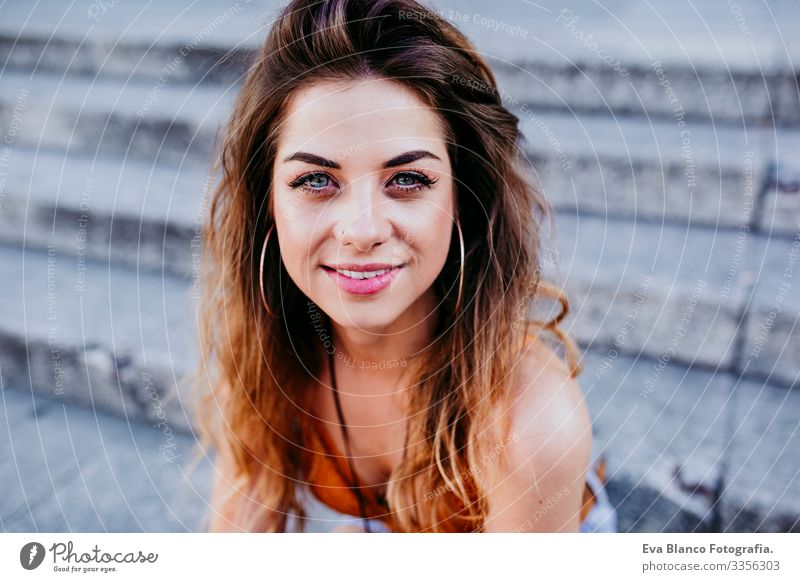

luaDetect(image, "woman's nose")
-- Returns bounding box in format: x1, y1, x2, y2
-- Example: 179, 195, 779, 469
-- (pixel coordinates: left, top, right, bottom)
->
336, 180, 391, 252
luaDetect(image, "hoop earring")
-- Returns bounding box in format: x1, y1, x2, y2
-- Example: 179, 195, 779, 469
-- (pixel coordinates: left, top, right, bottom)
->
454, 216, 465, 314
259, 224, 280, 319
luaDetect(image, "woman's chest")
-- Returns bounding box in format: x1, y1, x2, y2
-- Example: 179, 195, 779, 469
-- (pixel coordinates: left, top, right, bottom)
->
305, 381, 408, 490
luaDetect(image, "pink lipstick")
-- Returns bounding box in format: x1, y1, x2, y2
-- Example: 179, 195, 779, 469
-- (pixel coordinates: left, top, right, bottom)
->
322, 265, 404, 295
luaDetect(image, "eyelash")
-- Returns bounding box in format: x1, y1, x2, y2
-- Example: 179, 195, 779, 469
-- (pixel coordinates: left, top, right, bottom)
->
288, 169, 438, 196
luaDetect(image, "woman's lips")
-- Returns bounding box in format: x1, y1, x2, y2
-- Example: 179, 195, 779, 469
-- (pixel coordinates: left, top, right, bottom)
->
322, 265, 404, 295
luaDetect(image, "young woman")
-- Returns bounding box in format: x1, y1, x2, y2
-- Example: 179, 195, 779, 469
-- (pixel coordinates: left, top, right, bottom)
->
193, 0, 616, 533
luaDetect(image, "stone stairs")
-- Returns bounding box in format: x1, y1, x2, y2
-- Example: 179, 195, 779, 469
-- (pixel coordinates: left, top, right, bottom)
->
0, 0, 798, 532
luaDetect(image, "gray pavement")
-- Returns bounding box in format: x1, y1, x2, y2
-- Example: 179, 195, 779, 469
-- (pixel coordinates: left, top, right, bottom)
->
0, 383, 212, 532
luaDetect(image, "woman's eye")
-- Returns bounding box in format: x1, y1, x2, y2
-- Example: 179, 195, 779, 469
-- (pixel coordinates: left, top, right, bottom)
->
388, 171, 436, 192
304, 173, 331, 189
289, 172, 335, 193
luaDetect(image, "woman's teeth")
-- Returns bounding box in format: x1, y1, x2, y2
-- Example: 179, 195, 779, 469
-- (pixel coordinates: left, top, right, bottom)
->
336, 268, 390, 279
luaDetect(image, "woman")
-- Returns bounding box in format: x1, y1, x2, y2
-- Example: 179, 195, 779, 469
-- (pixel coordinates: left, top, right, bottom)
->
193, 0, 616, 533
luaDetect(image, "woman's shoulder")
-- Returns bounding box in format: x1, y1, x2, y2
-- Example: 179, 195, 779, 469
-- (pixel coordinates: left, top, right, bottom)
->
515, 334, 586, 414
479, 335, 593, 531
506, 334, 592, 470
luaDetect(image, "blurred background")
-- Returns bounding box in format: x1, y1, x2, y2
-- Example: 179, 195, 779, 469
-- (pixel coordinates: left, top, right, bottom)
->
0, 0, 798, 533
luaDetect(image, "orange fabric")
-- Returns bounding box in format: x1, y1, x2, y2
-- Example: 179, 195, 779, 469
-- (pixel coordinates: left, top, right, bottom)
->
303, 413, 395, 528
301, 413, 601, 531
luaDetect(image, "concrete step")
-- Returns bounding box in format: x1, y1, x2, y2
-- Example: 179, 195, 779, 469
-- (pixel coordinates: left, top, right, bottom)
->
519, 108, 797, 232
0, 70, 233, 164
580, 350, 800, 532
0, 147, 211, 275
2, 69, 798, 235
548, 214, 800, 389
759, 165, 800, 238
739, 232, 800, 389
0, 384, 212, 532
0, 244, 198, 433
1, 0, 798, 125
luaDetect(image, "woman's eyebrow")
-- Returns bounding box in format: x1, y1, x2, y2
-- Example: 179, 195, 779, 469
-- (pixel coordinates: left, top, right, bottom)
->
383, 150, 441, 168
283, 149, 441, 169
283, 152, 340, 168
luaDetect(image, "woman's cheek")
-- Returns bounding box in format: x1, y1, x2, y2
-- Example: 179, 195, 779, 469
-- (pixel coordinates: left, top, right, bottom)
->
406, 234, 450, 284
423, 206, 454, 263
275, 222, 320, 292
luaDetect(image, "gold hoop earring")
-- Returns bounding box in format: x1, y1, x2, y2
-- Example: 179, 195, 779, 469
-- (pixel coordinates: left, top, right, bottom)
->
259, 224, 280, 319
454, 216, 465, 314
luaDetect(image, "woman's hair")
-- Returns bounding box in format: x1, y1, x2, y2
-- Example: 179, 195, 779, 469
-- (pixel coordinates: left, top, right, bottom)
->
192, 0, 581, 532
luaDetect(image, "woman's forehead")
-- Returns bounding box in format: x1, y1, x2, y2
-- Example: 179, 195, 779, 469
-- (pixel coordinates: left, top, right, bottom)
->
278, 78, 449, 158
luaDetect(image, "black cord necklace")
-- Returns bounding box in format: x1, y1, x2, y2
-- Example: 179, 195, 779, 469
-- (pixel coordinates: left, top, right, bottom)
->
327, 348, 373, 533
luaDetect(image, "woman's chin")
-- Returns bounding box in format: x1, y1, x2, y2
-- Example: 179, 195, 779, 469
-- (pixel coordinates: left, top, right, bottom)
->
322, 304, 404, 333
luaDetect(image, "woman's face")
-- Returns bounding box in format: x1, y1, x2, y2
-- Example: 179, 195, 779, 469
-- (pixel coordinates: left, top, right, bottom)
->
271, 77, 455, 333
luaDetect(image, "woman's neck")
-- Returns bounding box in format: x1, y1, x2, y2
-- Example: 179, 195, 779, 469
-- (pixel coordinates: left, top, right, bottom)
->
320, 289, 440, 398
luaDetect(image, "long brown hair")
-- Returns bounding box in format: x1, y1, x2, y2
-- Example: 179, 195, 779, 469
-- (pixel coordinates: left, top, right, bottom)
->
191, 0, 580, 532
